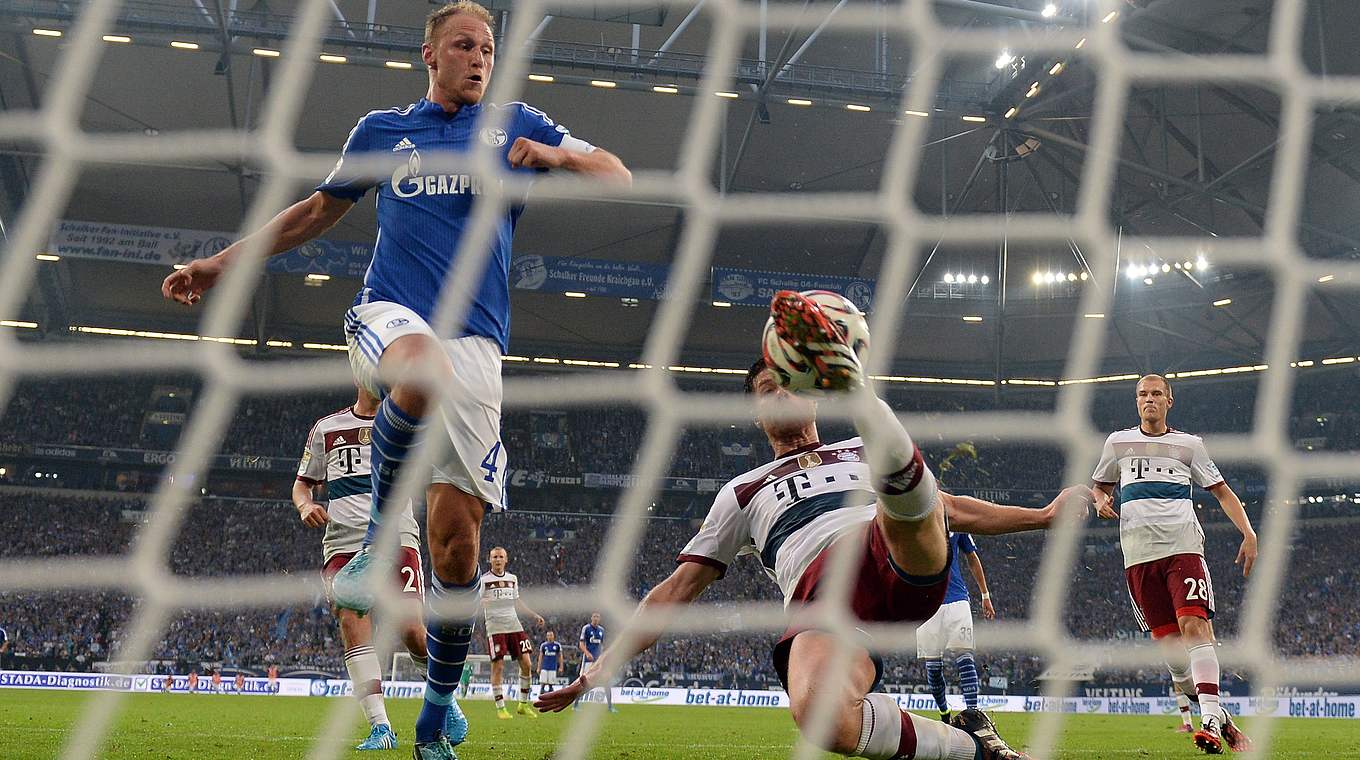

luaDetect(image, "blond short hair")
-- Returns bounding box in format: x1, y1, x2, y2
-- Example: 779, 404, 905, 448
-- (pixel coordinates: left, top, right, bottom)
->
1138, 373, 1173, 398
426, 1, 495, 44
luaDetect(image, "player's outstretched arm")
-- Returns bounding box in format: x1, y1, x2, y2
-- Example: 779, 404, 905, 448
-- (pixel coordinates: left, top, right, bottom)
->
965, 549, 995, 620
516, 598, 545, 628
1207, 482, 1257, 576
534, 561, 720, 712
507, 137, 631, 184
945, 485, 1096, 535
160, 191, 354, 305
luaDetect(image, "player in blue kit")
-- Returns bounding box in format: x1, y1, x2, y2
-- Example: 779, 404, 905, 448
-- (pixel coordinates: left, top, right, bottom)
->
160, 3, 630, 757
573, 613, 615, 712
536, 631, 562, 694
915, 532, 994, 722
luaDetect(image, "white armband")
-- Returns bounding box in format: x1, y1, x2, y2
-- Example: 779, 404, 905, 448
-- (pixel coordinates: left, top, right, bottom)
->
558, 134, 596, 154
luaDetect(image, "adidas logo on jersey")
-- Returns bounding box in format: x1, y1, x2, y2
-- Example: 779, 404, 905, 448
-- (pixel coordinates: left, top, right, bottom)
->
392, 137, 416, 151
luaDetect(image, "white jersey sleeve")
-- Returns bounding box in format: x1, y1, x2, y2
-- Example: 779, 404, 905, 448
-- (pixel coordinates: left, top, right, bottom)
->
1091, 433, 1119, 484
1189, 436, 1224, 488
297, 421, 326, 483
677, 484, 753, 577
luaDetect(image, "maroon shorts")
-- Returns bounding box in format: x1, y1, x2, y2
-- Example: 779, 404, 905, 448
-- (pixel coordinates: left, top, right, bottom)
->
322, 547, 424, 605
772, 523, 950, 690
489, 631, 532, 660
1125, 552, 1215, 639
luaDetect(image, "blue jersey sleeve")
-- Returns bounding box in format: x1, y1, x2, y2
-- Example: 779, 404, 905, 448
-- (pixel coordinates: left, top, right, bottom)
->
316, 114, 378, 201
959, 533, 977, 554
579, 625, 588, 643
510, 102, 571, 148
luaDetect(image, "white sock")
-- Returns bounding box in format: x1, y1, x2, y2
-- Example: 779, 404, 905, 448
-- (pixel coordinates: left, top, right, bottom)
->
344, 645, 387, 728
853, 693, 902, 759
1176, 693, 1194, 726
519, 675, 532, 702
855, 397, 939, 522
910, 712, 978, 760
493, 685, 505, 709
1188, 643, 1223, 727
1166, 656, 1197, 726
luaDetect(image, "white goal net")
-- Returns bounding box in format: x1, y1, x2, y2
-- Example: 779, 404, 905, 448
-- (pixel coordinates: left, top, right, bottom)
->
0, 0, 1358, 759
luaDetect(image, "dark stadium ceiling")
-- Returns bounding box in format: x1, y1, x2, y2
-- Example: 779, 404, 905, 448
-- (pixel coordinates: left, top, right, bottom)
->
0, 0, 1358, 380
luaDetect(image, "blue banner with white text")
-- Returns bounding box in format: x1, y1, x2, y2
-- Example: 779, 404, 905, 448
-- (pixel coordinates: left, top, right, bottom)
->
711, 267, 876, 311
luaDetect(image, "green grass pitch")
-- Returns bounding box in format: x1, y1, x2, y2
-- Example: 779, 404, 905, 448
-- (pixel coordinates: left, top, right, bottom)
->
1, 691, 1355, 759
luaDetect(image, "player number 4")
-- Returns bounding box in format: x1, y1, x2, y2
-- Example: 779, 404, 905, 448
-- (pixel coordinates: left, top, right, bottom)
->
481, 441, 502, 483
1183, 577, 1209, 601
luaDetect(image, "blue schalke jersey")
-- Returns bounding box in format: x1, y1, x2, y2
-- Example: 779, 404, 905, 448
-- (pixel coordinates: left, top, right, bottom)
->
580, 623, 604, 657
317, 98, 578, 352
944, 532, 978, 604
540, 640, 561, 670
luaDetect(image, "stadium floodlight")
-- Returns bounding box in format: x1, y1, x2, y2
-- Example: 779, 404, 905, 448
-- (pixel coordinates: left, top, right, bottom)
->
1031, 272, 1044, 285
1079, 271, 1088, 281
994, 51, 1015, 69
652, 85, 680, 94
1075, 36, 1087, 48
1026, 82, 1040, 98
385, 61, 414, 70
787, 98, 813, 106
170, 41, 200, 50
1213, 298, 1232, 307
980, 275, 990, 285
32, 28, 62, 37
714, 91, 739, 99
943, 273, 955, 284
564, 291, 587, 298
1126, 264, 1139, 279
1143, 277, 1154, 285
962, 315, 983, 322
967, 274, 978, 284
1042, 3, 1057, 18
589, 80, 617, 88
1004, 106, 1018, 119
528, 73, 555, 82
102, 34, 131, 43
1196, 256, 1208, 270
1318, 274, 1335, 283
962, 114, 987, 123
904, 109, 930, 117
318, 54, 347, 64
1044, 271, 1056, 284
711, 301, 732, 308
1049, 61, 1064, 76
1084, 313, 1105, 319
1161, 263, 1171, 273
846, 104, 871, 112
1102, 10, 1119, 23
252, 48, 280, 57
35, 253, 60, 261
1067, 272, 1077, 282
304, 273, 330, 282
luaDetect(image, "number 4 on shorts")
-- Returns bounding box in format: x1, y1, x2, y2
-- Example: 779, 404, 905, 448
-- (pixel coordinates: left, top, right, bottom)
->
481, 441, 502, 483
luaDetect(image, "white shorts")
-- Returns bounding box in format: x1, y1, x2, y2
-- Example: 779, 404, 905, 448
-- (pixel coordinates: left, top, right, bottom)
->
539, 669, 557, 684
915, 599, 974, 658
344, 300, 507, 510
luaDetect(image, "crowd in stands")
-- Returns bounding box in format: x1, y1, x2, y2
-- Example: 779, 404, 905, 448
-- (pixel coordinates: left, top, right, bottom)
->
0, 490, 1356, 691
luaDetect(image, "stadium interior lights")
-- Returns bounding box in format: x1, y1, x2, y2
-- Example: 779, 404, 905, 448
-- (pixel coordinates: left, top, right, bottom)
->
962, 115, 988, 123
1026, 82, 1041, 98
1084, 313, 1105, 319
0, 320, 38, 329
1318, 274, 1335, 283
32, 28, 62, 37
385, 61, 414, 70
1075, 37, 1087, 49
846, 104, 871, 112
589, 80, 616, 88
787, 98, 813, 106
711, 301, 732, 307
962, 315, 983, 323
1041, 3, 1057, 18
170, 41, 200, 50
303, 273, 330, 282
528, 73, 555, 82
994, 51, 1015, 70
904, 109, 930, 117
1143, 277, 1154, 285
563, 291, 587, 298
715, 91, 740, 99
652, 85, 680, 94
1049, 61, 1065, 76
35, 253, 60, 262
1004, 106, 1018, 119
252, 48, 280, 57
318, 54, 348, 64
102, 34, 132, 43
1213, 298, 1232, 307
1102, 10, 1119, 23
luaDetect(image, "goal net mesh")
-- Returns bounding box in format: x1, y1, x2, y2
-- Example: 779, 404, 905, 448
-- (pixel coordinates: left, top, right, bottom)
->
0, 0, 1356, 758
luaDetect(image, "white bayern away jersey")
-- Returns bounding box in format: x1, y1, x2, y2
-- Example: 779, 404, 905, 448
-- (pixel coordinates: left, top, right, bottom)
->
297, 407, 420, 561
480, 570, 524, 635
1091, 427, 1224, 568
678, 438, 879, 605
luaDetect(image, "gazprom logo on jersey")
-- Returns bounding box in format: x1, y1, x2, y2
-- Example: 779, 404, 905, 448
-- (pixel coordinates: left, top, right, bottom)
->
391, 148, 490, 199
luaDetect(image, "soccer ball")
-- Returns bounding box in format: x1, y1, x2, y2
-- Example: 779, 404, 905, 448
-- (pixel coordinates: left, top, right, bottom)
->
762, 290, 870, 394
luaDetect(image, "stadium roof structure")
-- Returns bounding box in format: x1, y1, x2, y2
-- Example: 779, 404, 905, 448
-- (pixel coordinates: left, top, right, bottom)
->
0, 0, 1357, 382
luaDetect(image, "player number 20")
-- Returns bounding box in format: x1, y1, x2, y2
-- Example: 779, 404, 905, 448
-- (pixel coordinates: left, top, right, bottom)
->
519, 639, 533, 654
1183, 577, 1209, 601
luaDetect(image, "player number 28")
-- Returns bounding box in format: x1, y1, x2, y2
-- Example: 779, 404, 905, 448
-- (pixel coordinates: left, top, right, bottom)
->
1183, 577, 1210, 601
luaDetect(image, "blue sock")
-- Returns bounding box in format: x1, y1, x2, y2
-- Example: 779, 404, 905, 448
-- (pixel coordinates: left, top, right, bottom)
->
415, 570, 478, 743
364, 396, 422, 546
925, 658, 948, 713
956, 652, 979, 710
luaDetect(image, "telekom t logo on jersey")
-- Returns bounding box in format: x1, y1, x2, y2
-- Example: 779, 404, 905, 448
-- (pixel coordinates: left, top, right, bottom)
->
1130, 457, 1152, 480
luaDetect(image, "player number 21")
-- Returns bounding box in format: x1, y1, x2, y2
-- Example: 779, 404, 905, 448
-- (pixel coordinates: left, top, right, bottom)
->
1183, 577, 1210, 601
480, 441, 502, 483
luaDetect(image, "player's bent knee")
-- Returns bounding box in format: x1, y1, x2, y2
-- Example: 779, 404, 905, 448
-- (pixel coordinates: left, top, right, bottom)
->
788, 698, 861, 755
1178, 615, 1212, 643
